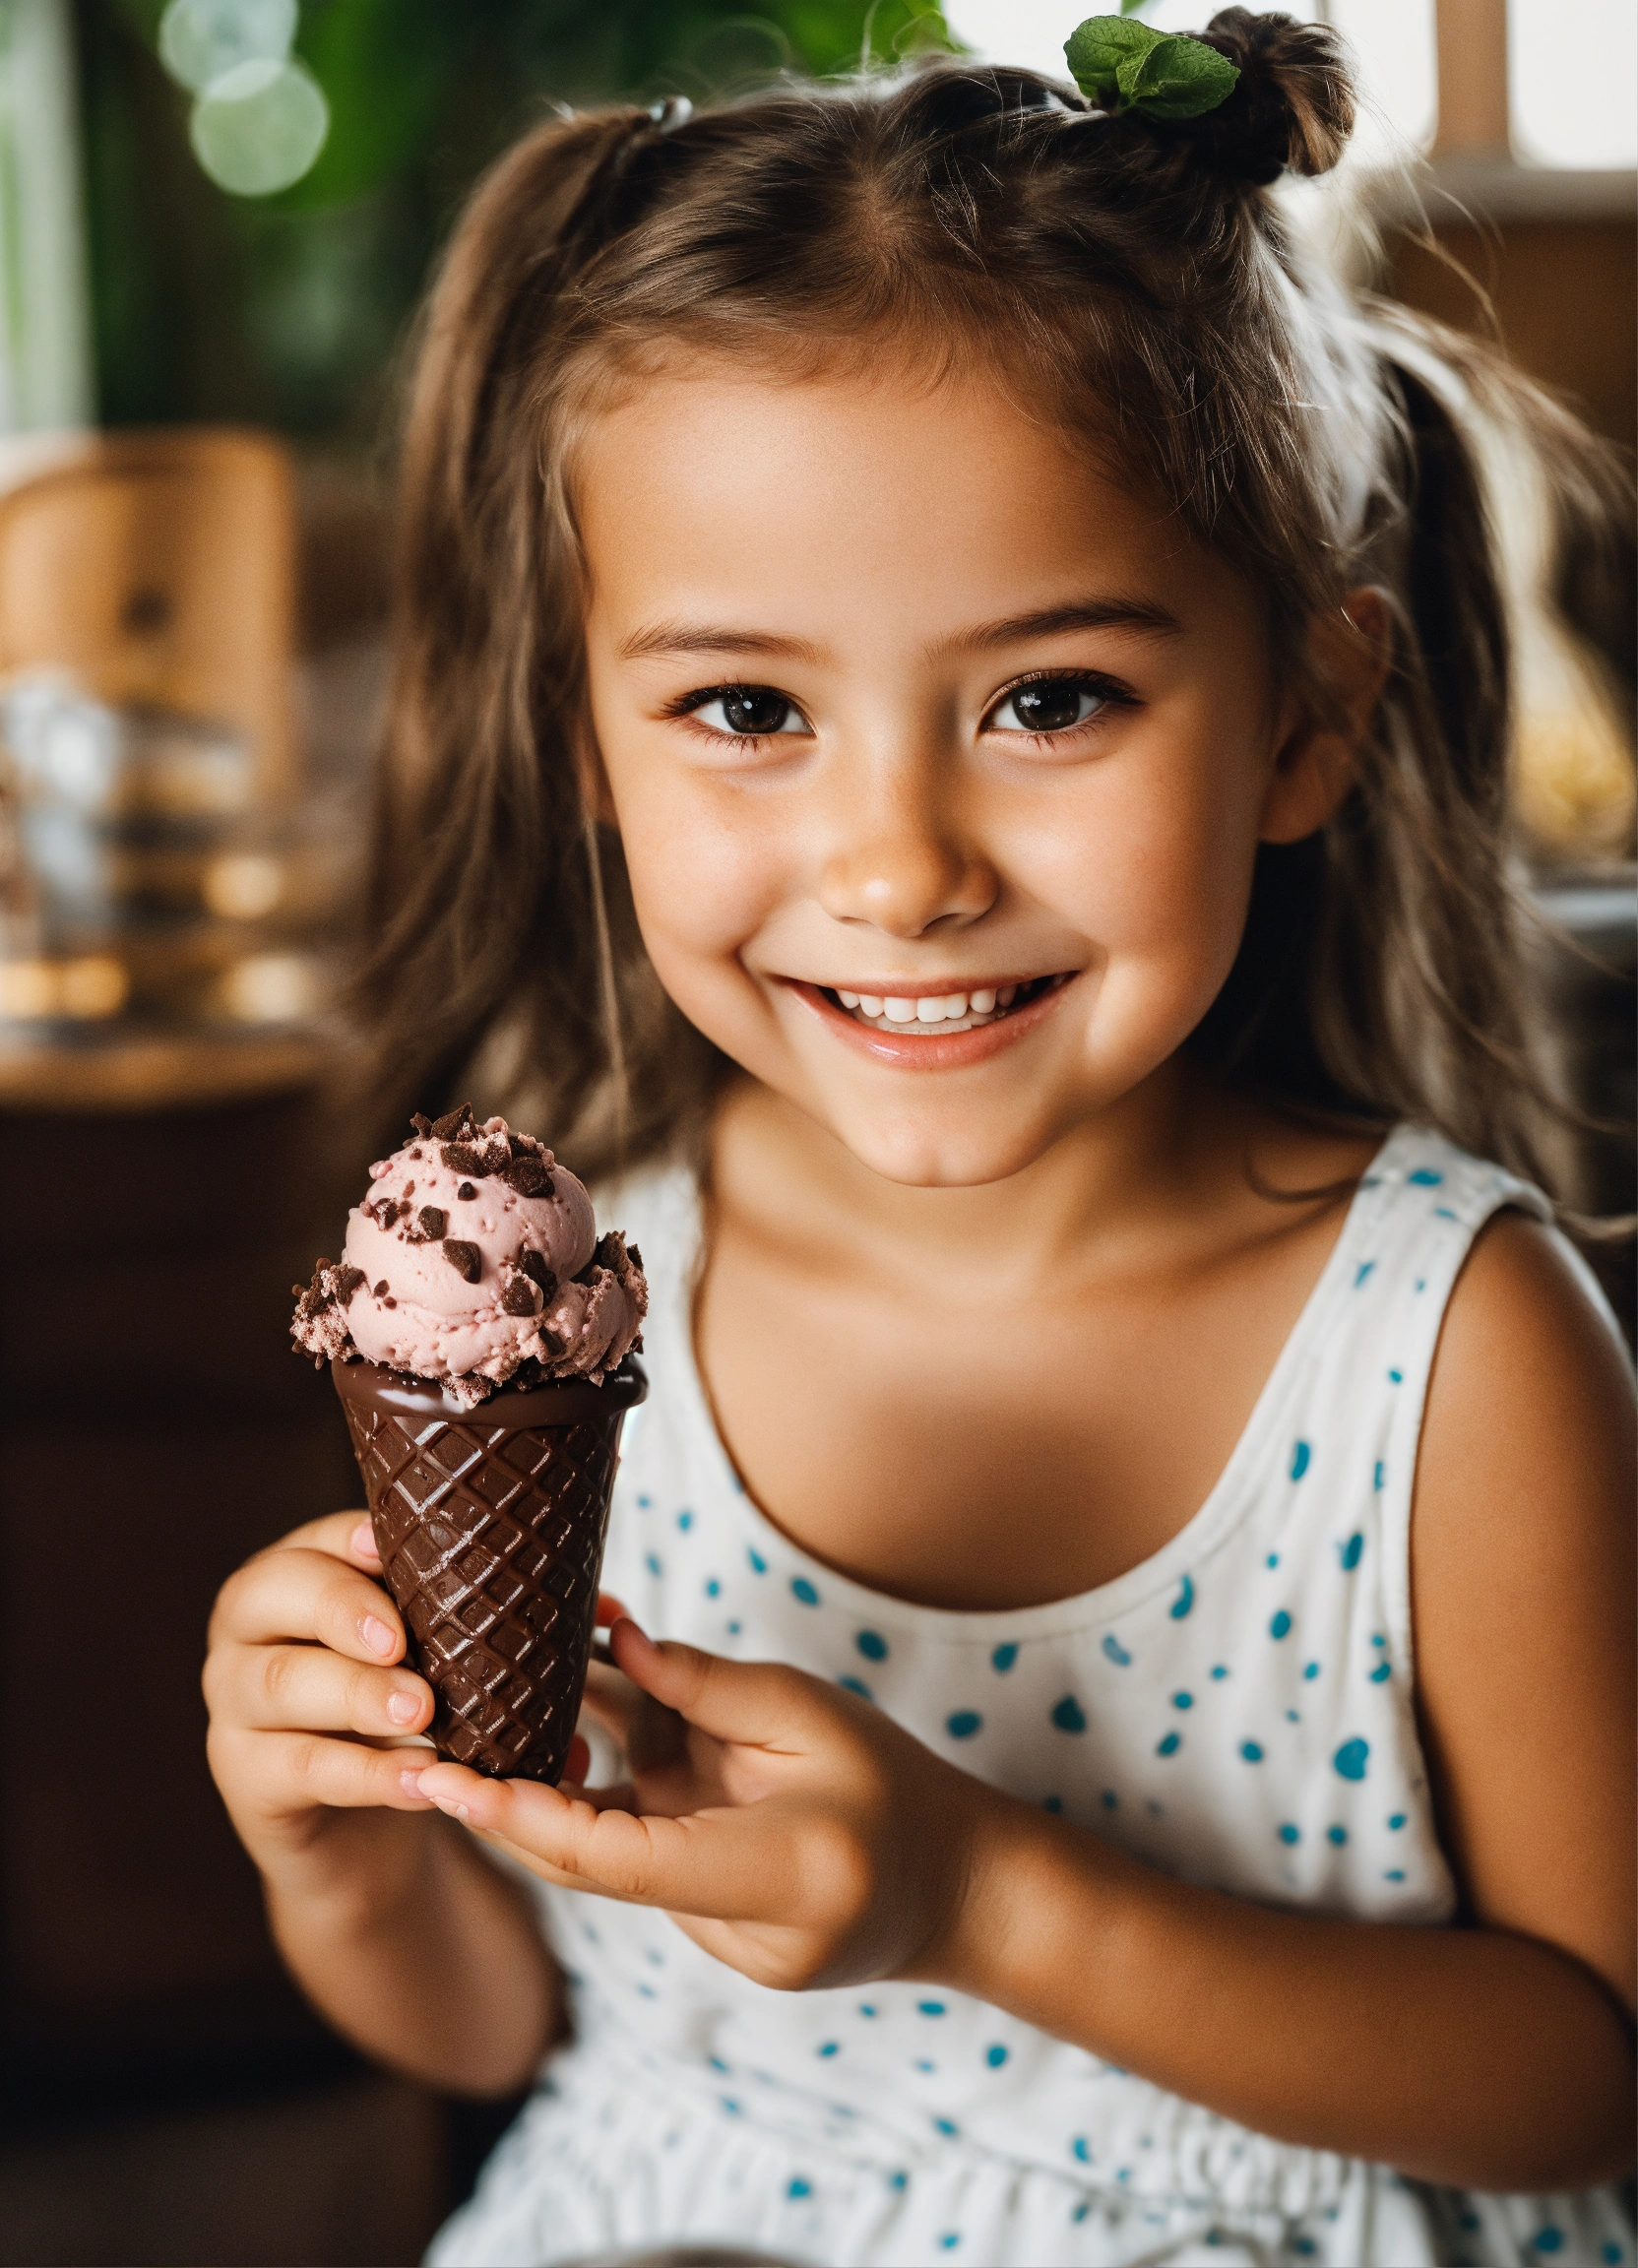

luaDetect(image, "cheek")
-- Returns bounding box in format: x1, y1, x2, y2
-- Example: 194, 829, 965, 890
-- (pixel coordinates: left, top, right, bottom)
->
1026, 727, 1265, 998
610, 776, 788, 991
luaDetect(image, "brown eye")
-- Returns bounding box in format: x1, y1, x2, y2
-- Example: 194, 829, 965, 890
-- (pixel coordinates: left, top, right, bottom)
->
990, 680, 1106, 734
695, 686, 805, 736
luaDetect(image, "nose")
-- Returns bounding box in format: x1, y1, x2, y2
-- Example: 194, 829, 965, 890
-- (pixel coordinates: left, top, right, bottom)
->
816, 758, 998, 940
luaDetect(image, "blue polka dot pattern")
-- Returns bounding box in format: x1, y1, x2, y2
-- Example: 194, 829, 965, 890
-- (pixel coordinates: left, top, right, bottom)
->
646, 1552, 662, 1576
542, 1128, 1540, 2261
918, 2000, 946, 2017
787, 2176, 811, 2200
1408, 1166, 1444, 1185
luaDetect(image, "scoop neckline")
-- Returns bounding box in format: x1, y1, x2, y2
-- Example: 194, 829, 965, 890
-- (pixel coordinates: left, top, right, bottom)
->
657, 1127, 1408, 1644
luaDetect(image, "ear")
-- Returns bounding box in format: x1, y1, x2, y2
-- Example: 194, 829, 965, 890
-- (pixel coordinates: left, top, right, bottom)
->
1259, 586, 1394, 846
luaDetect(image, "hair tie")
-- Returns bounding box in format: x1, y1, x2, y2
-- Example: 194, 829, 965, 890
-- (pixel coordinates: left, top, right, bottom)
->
1063, 14, 1239, 119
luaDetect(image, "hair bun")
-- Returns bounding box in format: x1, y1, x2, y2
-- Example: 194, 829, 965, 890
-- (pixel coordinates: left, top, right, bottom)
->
1188, 8, 1354, 185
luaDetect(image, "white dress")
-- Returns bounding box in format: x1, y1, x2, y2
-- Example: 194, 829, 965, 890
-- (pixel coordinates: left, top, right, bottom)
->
429, 1126, 1634, 2268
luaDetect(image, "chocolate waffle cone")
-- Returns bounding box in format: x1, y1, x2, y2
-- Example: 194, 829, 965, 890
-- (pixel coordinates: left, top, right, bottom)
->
333, 1356, 646, 1782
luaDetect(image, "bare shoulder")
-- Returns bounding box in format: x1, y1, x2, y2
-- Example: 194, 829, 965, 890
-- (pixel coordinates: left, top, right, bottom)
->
1413, 1210, 1635, 2006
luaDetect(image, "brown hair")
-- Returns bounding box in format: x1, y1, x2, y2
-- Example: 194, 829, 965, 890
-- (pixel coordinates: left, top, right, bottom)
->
357, 10, 1634, 1211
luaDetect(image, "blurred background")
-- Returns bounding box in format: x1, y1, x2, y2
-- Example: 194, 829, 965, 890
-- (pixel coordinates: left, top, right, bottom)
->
0, 3, 1631, 2262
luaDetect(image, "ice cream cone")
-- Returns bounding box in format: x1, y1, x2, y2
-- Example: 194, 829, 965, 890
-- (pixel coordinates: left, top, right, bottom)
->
333, 1355, 646, 1782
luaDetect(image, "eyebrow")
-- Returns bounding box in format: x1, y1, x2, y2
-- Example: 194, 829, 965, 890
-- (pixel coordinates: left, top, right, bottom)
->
615, 595, 1181, 667
943, 598, 1182, 653
617, 622, 826, 663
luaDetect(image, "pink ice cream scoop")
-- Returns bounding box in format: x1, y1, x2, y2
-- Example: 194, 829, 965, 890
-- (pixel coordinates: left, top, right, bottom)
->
291, 1104, 646, 1407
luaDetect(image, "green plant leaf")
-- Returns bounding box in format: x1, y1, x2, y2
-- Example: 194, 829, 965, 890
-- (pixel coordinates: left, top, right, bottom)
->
1116, 32, 1238, 118
1063, 15, 1161, 104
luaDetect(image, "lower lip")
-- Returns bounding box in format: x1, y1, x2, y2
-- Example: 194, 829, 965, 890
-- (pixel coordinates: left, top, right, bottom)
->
784, 978, 1078, 1069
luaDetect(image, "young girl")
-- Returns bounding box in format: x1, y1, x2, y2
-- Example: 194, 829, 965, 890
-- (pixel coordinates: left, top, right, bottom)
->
204, 14, 1636, 2265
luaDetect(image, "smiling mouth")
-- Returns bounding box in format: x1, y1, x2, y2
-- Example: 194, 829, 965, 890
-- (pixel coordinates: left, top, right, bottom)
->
815, 974, 1074, 1036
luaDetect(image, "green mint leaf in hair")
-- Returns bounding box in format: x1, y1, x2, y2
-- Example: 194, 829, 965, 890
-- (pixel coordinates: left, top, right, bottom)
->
1063, 16, 1163, 105
1116, 32, 1239, 119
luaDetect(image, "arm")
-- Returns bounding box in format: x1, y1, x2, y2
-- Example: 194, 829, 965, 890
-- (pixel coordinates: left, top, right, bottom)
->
414, 1219, 1634, 2183
205, 1511, 560, 2094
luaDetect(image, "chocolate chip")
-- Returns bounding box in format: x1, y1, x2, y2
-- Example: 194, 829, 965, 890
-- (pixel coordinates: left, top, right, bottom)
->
519, 1249, 558, 1300
441, 1143, 487, 1176
442, 1238, 481, 1282
503, 1155, 553, 1197
373, 1279, 389, 1297
507, 1132, 534, 1160
334, 1265, 366, 1303
457, 1180, 476, 1202
410, 1113, 432, 1135
431, 1103, 474, 1141
626, 1243, 643, 1272
536, 1327, 565, 1358
384, 1296, 397, 1309
403, 1180, 415, 1197
500, 1276, 539, 1316
417, 1206, 446, 1239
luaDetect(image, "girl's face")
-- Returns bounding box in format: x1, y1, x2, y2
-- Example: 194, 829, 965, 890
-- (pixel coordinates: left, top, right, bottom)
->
579, 361, 1342, 1188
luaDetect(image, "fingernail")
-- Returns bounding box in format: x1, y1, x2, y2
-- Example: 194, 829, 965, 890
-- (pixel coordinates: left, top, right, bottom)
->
351, 1520, 379, 1558
387, 1689, 420, 1725
400, 1769, 434, 1800
431, 1796, 469, 1821
360, 1613, 396, 1657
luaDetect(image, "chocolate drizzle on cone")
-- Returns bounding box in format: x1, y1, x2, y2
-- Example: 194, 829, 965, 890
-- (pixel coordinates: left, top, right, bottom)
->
333, 1358, 646, 1781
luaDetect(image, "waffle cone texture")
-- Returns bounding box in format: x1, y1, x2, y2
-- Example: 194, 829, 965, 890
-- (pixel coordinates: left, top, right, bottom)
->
333, 1357, 647, 1781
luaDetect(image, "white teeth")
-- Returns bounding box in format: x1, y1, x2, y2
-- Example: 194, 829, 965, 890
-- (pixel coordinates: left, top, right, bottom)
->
859, 995, 884, 1017
837, 990, 860, 1009
883, 997, 916, 1023
970, 988, 996, 1014
998, 983, 1017, 1007
915, 995, 946, 1023
943, 992, 968, 1020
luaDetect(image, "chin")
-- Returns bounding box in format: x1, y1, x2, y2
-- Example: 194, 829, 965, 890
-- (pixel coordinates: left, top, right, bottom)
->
825, 1103, 1072, 1190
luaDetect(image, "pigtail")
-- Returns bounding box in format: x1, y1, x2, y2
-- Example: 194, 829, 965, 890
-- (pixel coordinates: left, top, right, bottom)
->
356, 106, 722, 1174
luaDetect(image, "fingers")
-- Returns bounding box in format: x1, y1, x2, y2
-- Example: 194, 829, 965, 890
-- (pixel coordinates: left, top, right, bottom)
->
211, 1541, 407, 1670
211, 1723, 439, 1816
228, 1641, 432, 1739
413, 1762, 812, 1921
596, 1591, 630, 1628
608, 1619, 816, 1749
